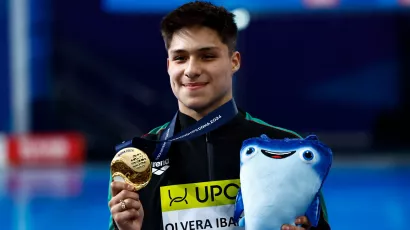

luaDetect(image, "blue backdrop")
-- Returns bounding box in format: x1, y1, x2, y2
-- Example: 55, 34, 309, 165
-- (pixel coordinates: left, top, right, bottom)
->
0, 2, 10, 132
52, 0, 402, 134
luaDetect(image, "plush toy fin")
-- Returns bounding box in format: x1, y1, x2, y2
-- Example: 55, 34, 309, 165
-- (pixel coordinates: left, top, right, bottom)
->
305, 193, 321, 227
305, 134, 319, 141
233, 188, 245, 226
238, 216, 246, 227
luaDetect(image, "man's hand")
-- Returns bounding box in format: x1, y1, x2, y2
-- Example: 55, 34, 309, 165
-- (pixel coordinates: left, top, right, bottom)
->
108, 181, 144, 230
281, 216, 311, 230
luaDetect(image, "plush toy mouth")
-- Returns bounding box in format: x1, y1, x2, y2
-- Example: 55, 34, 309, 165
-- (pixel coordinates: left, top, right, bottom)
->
261, 150, 296, 159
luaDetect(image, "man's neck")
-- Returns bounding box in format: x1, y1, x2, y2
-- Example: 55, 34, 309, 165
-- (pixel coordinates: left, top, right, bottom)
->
179, 96, 233, 121
179, 109, 207, 122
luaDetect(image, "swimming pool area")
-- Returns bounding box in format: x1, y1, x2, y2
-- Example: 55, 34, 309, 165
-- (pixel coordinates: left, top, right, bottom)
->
0, 161, 409, 230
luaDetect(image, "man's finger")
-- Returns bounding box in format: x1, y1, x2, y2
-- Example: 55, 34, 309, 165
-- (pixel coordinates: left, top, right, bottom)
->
295, 227, 307, 230
109, 189, 140, 208
281, 224, 298, 230
116, 189, 139, 201
113, 209, 139, 223
123, 198, 142, 211
282, 224, 310, 230
111, 181, 135, 196
295, 216, 311, 226
111, 199, 142, 214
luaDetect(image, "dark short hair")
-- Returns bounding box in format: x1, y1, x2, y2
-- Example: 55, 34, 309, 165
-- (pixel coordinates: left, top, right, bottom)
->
160, 1, 238, 53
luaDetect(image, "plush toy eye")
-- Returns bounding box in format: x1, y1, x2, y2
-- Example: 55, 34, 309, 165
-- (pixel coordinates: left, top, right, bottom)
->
241, 146, 258, 163
302, 150, 314, 161
246, 147, 255, 155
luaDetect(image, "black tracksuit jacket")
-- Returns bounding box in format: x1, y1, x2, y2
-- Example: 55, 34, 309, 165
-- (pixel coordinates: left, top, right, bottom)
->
109, 109, 330, 230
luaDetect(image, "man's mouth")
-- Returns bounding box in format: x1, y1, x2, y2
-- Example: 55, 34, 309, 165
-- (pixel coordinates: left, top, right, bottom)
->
182, 82, 208, 89
261, 149, 296, 159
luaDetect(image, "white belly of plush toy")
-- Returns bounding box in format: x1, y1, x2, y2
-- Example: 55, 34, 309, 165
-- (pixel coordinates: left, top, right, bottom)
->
240, 153, 322, 230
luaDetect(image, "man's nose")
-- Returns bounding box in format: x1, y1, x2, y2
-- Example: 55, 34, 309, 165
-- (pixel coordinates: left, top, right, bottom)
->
184, 59, 201, 79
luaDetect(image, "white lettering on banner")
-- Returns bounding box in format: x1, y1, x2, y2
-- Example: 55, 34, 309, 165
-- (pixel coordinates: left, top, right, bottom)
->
19, 136, 69, 160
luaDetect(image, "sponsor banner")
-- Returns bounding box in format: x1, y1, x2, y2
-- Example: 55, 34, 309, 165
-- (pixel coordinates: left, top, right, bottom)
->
160, 179, 243, 230
7, 132, 85, 166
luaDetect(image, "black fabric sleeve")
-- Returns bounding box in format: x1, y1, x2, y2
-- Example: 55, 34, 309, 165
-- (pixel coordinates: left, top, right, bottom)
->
310, 209, 331, 230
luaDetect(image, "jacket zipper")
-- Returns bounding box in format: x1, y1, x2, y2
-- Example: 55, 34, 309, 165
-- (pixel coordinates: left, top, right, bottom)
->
206, 133, 214, 181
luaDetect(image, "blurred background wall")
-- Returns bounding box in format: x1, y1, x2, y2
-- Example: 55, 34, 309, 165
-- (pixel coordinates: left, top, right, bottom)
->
0, 0, 409, 229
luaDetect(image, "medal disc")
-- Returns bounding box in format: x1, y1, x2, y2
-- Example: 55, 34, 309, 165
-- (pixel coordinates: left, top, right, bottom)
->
110, 147, 152, 191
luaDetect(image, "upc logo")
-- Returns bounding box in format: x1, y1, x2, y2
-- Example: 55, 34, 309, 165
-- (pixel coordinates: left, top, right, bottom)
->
168, 188, 188, 206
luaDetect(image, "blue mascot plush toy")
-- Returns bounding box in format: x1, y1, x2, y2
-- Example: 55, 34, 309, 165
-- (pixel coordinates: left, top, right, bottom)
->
233, 134, 333, 230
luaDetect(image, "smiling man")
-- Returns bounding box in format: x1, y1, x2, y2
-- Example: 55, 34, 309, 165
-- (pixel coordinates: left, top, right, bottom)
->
166, 25, 239, 121
107, 1, 331, 230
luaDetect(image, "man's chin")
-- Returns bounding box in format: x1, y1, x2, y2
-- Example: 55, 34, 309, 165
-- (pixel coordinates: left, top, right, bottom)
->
184, 102, 209, 112
179, 98, 211, 112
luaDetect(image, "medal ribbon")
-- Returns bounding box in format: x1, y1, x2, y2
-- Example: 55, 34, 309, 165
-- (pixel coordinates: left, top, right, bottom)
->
115, 99, 238, 161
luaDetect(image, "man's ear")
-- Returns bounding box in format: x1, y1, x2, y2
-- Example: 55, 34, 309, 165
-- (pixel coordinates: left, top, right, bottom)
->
167, 58, 170, 71
231, 51, 241, 73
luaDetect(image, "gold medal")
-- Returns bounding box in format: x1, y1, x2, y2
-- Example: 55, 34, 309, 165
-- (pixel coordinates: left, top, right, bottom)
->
110, 147, 152, 191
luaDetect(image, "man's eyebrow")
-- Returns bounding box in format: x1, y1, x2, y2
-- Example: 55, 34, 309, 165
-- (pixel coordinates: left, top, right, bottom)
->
169, 49, 186, 54
169, 46, 220, 54
197, 46, 220, 51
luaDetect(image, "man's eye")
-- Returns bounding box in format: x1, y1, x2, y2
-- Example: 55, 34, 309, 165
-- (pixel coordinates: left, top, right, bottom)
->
173, 56, 186, 61
203, 55, 215, 59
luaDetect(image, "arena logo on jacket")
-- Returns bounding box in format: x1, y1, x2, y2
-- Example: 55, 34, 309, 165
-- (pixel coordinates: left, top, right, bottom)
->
151, 158, 170, 176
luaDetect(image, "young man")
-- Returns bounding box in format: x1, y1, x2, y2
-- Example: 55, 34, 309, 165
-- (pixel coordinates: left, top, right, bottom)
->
108, 1, 330, 230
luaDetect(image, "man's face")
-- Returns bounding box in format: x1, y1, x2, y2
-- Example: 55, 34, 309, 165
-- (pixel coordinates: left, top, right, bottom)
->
167, 26, 240, 115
